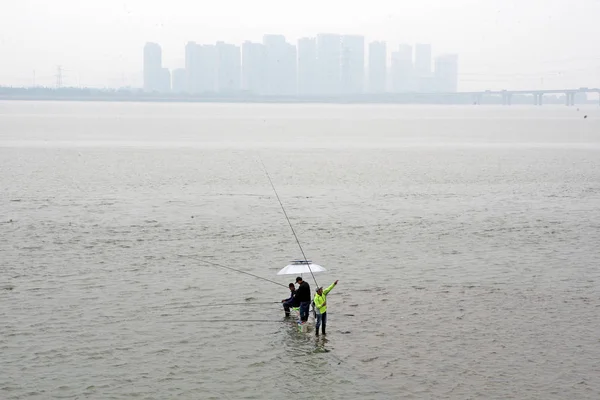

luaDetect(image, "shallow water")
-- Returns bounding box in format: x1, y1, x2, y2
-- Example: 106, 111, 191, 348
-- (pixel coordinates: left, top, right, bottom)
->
1, 101, 600, 399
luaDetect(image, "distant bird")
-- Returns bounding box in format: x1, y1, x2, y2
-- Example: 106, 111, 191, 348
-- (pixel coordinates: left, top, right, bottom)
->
584, 115, 588, 119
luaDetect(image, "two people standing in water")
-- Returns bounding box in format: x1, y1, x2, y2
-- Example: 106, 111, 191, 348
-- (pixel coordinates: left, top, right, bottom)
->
281, 276, 311, 322
282, 276, 339, 335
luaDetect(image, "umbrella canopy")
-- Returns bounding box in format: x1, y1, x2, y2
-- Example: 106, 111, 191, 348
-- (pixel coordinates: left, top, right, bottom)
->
277, 260, 326, 276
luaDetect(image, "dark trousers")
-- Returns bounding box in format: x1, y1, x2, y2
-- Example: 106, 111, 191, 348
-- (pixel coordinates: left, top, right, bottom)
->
299, 301, 310, 322
316, 312, 327, 333
283, 299, 296, 314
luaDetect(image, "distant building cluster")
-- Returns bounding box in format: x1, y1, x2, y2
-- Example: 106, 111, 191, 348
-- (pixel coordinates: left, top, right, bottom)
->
143, 35, 458, 95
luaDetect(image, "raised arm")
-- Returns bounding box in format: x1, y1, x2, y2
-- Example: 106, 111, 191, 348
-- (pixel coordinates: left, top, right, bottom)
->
323, 280, 338, 296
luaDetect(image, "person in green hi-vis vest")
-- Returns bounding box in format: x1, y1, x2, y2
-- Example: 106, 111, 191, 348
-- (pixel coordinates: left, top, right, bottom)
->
313, 280, 338, 336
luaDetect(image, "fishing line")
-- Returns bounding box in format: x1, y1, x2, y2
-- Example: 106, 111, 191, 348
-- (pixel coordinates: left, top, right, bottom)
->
203, 302, 281, 307
160, 319, 286, 323
328, 352, 345, 365
179, 254, 287, 288
258, 156, 319, 289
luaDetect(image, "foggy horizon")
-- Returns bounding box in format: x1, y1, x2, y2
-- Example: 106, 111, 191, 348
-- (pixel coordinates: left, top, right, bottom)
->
2, 0, 600, 90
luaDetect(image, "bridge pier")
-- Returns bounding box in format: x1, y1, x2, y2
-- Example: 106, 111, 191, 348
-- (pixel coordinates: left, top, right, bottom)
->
460, 88, 597, 106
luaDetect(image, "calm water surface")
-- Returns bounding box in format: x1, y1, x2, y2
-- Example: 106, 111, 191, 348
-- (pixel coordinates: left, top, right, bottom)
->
1, 101, 599, 399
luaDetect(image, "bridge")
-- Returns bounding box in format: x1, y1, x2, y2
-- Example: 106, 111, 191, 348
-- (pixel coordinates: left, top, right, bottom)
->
463, 87, 600, 106
1, 86, 599, 106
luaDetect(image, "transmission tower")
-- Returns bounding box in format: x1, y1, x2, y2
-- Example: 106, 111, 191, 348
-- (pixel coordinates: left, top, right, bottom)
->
55, 66, 63, 88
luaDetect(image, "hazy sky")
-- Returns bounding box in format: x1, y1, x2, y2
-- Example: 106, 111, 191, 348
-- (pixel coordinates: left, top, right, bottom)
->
2, 0, 600, 90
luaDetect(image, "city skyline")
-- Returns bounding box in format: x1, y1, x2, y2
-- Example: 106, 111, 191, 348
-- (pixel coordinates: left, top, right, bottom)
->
144, 34, 458, 95
3, 0, 600, 91
5, 30, 599, 93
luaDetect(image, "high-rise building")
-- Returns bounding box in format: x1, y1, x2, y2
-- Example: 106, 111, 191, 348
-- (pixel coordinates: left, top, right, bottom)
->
242, 41, 266, 94
284, 43, 297, 95
172, 68, 187, 93
391, 44, 414, 92
185, 42, 218, 94
262, 35, 297, 96
199, 45, 218, 93
143, 42, 163, 92
185, 42, 201, 93
216, 42, 241, 93
341, 35, 365, 94
297, 37, 317, 96
434, 54, 458, 92
368, 41, 386, 93
414, 44, 432, 77
158, 68, 171, 92
414, 43, 432, 91
316, 34, 341, 95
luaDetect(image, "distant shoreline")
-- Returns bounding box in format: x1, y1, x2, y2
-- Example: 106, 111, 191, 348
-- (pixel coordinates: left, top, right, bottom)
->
0, 87, 597, 105
1, 95, 596, 106
0, 96, 476, 105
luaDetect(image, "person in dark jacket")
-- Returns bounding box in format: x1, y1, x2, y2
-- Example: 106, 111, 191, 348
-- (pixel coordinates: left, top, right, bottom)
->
281, 283, 296, 317
294, 276, 311, 323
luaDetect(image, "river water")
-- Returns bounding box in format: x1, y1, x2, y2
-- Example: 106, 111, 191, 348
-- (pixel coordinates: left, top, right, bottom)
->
1, 101, 599, 399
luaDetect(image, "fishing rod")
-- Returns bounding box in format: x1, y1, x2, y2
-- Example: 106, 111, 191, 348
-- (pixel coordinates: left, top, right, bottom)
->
179, 254, 287, 288
258, 157, 319, 289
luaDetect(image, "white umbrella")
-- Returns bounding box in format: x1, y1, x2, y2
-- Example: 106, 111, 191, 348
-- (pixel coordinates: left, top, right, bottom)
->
277, 260, 326, 276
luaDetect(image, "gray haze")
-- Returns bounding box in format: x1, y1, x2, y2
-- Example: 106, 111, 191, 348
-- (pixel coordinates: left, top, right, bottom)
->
2, 0, 600, 90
